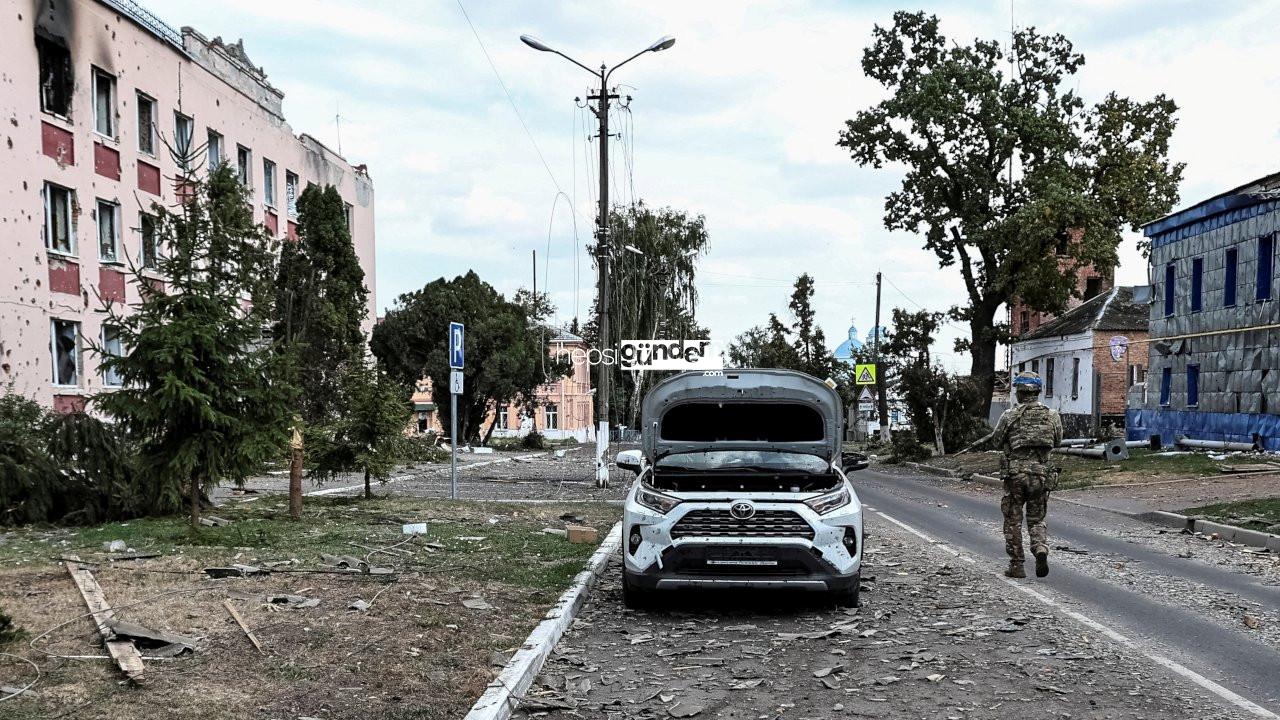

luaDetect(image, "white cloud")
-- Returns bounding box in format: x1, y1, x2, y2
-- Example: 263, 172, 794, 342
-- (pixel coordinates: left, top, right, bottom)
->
143, 0, 1280, 373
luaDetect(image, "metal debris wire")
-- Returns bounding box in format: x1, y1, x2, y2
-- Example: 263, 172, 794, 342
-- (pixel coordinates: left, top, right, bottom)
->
0, 652, 41, 703
28, 585, 218, 662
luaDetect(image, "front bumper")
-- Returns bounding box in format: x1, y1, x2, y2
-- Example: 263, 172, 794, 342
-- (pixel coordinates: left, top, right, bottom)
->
622, 486, 863, 592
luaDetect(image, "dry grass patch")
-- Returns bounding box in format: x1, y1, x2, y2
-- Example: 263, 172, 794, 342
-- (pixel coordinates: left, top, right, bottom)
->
0, 497, 617, 720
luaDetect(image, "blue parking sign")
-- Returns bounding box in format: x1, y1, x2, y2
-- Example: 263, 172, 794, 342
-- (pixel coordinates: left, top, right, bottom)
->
449, 322, 465, 369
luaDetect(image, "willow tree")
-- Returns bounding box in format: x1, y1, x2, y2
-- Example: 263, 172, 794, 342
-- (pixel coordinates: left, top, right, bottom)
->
585, 202, 710, 427
838, 11, 1183, 415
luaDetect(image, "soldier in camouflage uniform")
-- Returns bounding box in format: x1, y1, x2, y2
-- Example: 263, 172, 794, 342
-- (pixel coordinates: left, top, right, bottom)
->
972, 371, 1062, 578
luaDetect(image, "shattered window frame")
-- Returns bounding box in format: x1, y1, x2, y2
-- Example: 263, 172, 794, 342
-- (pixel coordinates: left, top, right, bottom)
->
173, 111, 194, 158
263, 158, 277, 208
43, 181, 75, 255
237, 145, 252, 187
50, 318, 81, 387
101, 324, 124, 387
139, 212, 160, 269
91, 66, 117, 139
545, 404, 559, 430
285, 170, 299, 219
36, 35, 73, 119
136, 91, 157, 156
97, 198, 120, 263
207, 128, 223, 172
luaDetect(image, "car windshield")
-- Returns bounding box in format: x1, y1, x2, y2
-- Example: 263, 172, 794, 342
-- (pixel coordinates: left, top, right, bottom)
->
656, 450, 829, 474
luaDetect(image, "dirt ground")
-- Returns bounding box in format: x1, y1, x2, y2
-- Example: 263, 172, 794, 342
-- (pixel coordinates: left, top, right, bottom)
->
520, 516, 1242, 720
0, 497, 620, 720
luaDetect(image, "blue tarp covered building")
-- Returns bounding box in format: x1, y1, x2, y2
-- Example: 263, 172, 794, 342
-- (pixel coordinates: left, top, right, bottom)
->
1128, 171, 1280, 449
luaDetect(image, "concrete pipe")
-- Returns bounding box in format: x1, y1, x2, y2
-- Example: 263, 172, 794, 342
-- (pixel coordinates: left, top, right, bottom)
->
1060, 438, 1094, 447
1053, 439, 1130, 462
1175, 437, 1257, 452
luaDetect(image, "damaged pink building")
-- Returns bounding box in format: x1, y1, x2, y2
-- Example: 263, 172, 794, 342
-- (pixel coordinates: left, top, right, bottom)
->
1, 0, 376, 410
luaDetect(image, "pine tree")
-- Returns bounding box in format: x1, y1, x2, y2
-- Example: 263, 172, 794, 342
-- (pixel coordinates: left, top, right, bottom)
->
97, 163, 289, 529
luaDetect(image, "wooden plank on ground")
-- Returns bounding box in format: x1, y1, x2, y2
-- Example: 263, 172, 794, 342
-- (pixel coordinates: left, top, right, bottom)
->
64, 555, 146, 683
222, 599, 263, 653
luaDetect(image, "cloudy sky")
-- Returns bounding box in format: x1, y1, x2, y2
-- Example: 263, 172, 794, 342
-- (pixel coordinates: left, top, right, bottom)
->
149, 0, 1280, 372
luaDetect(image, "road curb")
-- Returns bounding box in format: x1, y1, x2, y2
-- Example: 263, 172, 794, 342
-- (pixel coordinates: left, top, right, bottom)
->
970, 472, 1002, 488
464, 521, 622, 720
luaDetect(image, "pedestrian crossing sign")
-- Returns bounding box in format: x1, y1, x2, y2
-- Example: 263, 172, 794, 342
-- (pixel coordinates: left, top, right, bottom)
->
855, 363, 876, 385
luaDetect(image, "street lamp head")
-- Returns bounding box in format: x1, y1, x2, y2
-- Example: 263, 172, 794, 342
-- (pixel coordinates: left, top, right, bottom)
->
520, 34, 554, 52
647, 36, 676, 52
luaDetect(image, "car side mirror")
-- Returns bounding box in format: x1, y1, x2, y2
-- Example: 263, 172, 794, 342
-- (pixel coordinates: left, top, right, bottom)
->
841, 451, 869, 472
615, 449, 643, 474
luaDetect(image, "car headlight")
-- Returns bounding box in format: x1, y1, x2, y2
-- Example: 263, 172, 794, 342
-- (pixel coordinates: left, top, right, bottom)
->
804, 486, 851, 515
635, 486, 681, 514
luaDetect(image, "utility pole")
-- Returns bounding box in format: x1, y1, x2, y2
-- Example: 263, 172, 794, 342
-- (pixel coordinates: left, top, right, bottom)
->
874, 272, 890, 443
520, 33, 675, 488
590, 66, 615, 488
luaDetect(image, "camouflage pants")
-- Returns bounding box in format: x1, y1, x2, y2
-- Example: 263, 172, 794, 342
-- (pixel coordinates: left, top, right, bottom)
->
1001, 469, 1049, 562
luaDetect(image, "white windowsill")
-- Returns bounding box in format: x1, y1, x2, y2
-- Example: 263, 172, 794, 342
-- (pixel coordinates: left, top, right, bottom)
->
46, 248, 79, 261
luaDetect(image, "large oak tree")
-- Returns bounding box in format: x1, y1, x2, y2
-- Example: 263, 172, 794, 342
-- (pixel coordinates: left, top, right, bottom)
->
838, 11, 1183, 415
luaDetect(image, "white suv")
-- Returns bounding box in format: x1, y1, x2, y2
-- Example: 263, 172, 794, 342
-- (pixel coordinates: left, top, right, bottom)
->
617, 369, 864, 608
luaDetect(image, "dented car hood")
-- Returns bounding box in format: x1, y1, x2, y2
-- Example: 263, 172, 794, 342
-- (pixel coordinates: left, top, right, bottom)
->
641, 369, 843, 463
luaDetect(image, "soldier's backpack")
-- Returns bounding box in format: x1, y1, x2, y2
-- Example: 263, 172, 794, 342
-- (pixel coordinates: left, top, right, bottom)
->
1007, 403, 1057, 451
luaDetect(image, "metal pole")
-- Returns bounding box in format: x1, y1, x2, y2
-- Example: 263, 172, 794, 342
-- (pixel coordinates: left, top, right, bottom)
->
874, 272, 890, 443
594, 65, 612, 488
450, 392, 458, 499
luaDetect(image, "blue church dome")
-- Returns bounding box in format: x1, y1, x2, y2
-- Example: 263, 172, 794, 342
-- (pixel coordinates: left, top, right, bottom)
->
834, 324, 863, 364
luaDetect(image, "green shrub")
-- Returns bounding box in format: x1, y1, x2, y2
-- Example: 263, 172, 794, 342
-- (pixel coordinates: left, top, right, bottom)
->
888, 432, 931, 463
393, 434, 449, 464
522, 431, 547, 450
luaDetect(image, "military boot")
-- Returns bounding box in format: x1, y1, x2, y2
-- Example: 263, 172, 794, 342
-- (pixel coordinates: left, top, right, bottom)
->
1033, 549, 1049, 578
1004, 560, 1026, 578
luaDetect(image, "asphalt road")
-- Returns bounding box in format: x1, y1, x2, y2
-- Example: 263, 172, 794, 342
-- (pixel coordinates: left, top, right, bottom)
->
520, 464, 1280, 719
855, 466, 1280, 716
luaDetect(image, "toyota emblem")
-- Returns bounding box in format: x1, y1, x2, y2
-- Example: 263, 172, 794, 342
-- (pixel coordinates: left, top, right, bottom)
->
729, 500, 756, 520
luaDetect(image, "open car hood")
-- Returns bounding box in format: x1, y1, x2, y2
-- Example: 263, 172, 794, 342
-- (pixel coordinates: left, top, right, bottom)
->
641, 369, 843, 463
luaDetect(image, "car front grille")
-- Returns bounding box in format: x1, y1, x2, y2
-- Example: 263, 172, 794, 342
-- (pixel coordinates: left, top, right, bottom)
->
671, 509, 814, 540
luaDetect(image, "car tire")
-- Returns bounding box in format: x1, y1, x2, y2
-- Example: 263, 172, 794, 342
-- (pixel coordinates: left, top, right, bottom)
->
621, 572, 652, 610
833, 573, 861, 608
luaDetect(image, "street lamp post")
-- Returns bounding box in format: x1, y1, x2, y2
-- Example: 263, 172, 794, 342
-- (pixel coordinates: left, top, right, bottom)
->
521, 33, 674, 488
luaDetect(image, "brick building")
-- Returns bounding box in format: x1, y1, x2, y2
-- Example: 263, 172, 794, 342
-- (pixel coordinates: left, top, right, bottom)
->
1128, 172, 1280, 448
1010, 286, 1149, 436
1009, 235, 1115, 338
1, 0, 375, 410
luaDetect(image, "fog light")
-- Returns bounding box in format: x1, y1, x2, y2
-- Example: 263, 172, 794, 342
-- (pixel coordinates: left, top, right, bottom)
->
842, 527, 858, 556
628, 526, 643, 555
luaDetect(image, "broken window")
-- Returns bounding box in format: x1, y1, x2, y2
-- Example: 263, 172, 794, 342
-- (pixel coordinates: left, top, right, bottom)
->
1045, 358, 1055, 397
140, 213, 159, 269
174, 112, 194, 158
1190, 257, 1203, 312
1084, 276, 1102, 300
237, 145, 252, 187
92, 67, 116, 138
1159, 367, 1172, 407
498, 407, 509, 428
263, 159, 277, 207
1163, 263, 1175, 317
101, 325, 123, 387
545, 404, 559, 430
1128, 363, 1145, 387
1072, 357, 1080, 399
1257, 234, 1274, 302
1187, 364, 1200, 407
344, 202, 353, 231
44, 182, 74, 254
51, 319, 80, 386
285, 171, 299, 219
37, 35, 72, 117
1225, 247, 1238, 307
97, 199, 119, 262
137, 92, 156, 155
1019, 309, 1029, 334
207, 129, 223, 171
